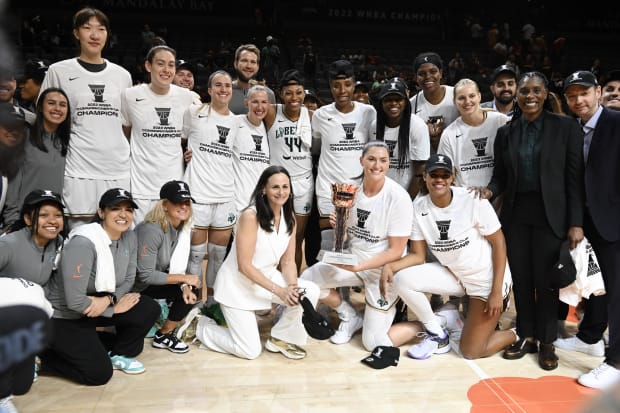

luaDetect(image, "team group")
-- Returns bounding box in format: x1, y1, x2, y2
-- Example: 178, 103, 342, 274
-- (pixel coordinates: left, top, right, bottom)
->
2, 6, 620, 412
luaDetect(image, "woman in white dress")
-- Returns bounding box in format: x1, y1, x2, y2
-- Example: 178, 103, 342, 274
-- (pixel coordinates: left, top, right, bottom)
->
195, 165, 319, 360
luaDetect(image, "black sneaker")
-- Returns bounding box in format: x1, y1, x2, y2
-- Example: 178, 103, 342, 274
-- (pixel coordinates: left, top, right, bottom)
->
152, 330, 190, 353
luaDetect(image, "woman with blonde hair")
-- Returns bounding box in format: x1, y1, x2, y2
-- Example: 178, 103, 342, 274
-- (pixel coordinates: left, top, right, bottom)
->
133, 180, 201, 353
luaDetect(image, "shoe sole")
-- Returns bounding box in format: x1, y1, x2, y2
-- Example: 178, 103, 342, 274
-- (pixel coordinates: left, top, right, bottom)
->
265, 339, 305, 360
176, 308, 201, 340
112, 365, 145, 375
152, 341, 190, 353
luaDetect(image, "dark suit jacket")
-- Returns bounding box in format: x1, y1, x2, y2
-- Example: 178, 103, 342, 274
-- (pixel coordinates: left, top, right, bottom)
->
586, 107, 620, 242
488, 111, 585, 239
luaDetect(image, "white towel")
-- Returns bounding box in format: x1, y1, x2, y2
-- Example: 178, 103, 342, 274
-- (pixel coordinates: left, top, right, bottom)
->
68, 223, 116, 293
560, 238, 606, 306
298, 106, 312, 148
169, 219, 192, 274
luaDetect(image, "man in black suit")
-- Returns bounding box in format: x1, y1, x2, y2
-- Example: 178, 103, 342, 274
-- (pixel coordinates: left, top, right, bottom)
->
563, 70, 620, 390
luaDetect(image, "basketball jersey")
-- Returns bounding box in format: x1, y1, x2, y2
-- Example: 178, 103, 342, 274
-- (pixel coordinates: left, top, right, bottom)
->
267, 105, 312, 178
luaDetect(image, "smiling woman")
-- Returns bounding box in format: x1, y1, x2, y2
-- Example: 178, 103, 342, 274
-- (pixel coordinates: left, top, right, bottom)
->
120, 44, 194, 224
41, 187, 160, 385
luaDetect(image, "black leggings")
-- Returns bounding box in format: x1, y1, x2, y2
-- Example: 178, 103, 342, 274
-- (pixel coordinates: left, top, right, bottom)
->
141, 284, 193, 322
40, 296, 159, 386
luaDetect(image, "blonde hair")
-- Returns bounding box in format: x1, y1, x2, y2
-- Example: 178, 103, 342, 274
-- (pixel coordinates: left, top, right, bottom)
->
143, 200, 193, 232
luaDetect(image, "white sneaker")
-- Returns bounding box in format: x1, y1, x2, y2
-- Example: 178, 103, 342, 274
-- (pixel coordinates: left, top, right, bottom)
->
407, 330, 450, 360
436, 308, 464, 340
554, 336, 605, 357
330, 313, 363, 344
578, 362, 620, 390
0, 396, 18, 413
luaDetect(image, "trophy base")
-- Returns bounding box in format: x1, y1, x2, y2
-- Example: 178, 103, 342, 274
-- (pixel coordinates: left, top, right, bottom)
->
319, 250, 359, 266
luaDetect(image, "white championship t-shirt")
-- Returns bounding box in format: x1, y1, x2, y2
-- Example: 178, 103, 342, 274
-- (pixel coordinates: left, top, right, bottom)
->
183, 104, 239, 204
438, 111, 510, 187
411, 186, 509, 292
122, 84, 193, 198
40, 58, 132, 180
313, 102, 376, 200
233, 115, 270, 212
371, 114, 430, 189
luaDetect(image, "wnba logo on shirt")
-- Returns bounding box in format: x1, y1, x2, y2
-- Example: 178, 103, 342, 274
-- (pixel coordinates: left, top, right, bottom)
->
88, 83, 105, 102
357, 209, 370, 228
436, 220, 451, 240
386, 141, 397, 157
342, 123, 356, 139
471, 137, 488, 156
216, 125, 230, 144
155, 107, 171, 125
252, 135, 263, 151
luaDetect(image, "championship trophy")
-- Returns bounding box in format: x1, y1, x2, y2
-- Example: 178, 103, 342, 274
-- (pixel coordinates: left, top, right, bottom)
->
321, 183, 359, 266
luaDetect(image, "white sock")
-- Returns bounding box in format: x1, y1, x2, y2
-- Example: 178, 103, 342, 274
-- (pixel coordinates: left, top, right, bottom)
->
188, 243, 207, 277
424, 317, 447, 338
436, 308, 464, 332
206, 243, 227, 288
510, 327, 520, 342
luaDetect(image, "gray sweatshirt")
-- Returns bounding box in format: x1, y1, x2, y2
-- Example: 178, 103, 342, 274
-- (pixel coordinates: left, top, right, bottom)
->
133, 221, 180, 292
46, 229, 137, 319
0, 227, 62, 287
2, 133, 66, 227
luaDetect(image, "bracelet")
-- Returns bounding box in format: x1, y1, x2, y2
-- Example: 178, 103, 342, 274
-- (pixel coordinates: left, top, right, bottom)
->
180, 283, 189, 291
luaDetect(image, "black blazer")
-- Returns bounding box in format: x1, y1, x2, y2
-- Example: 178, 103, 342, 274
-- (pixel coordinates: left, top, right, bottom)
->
488, 111, 585, 239
585, 107, 620, 242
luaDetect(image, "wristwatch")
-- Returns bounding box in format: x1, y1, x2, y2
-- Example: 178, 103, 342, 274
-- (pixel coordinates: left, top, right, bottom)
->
108, 294, 117, 306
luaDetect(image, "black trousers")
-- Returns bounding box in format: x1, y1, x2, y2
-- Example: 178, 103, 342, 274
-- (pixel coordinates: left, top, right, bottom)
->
142, 284, 193, 322
40, 296, 159, 386
0, 305, 52, 398
585, 210, 620, 366
505, 193, 563, 344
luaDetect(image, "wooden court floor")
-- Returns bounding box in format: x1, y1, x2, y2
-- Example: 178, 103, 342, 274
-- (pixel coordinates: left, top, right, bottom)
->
13, 288, 616, 413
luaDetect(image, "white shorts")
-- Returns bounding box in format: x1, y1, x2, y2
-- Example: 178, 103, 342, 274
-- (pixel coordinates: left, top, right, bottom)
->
193, 201, 237, 229
133, 198, 158, 225
63, 176, 130, 216
316, 196, 334, 217
291, 173, 314, 216
395, 262, 512, 300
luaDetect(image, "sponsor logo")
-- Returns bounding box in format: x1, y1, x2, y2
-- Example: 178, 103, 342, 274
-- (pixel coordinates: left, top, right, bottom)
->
136, 98, 146, 102
69, 77, 79, 81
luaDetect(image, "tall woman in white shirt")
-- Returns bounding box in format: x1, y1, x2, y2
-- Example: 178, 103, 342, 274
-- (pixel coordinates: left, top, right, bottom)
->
39, 7, 133, 230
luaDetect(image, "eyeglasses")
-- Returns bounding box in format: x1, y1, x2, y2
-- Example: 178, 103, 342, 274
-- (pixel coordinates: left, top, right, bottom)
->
429, 172, 452, 180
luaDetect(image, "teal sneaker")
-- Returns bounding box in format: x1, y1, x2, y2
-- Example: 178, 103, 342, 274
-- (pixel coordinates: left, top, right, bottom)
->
109, 353, 145, 375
